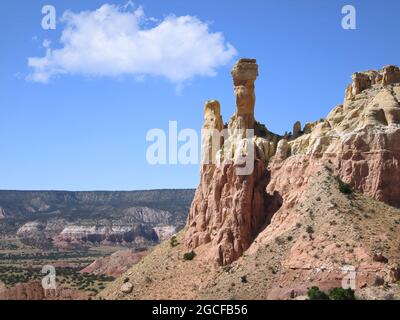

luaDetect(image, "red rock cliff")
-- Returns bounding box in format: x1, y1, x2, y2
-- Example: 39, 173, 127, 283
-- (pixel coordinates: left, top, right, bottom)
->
186, 61, 400, 265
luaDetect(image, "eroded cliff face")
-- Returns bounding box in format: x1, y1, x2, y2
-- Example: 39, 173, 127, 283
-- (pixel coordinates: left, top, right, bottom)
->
100, 63, 400, 300
55, 225, 158, 245
186, 61, 400, 266
278, 65, 400, 208
186, 59, 281, 265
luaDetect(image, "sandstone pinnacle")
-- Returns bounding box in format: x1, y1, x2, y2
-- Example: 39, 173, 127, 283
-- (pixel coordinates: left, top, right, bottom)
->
230, 58, 259, 130
187, 59, 400, 266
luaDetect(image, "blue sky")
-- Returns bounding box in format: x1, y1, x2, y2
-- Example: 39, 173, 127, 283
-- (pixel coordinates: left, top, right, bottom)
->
0, 0, 399, 191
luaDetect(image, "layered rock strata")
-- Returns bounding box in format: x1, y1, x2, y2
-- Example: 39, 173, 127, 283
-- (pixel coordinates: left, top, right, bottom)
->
186, 59, 281, 265
187, 61, 400, 266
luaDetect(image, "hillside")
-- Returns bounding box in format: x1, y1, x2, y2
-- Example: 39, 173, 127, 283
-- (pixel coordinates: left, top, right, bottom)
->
0, 189, 194, 299
100, 167, 400, 300
0, 189, 194, 223
100, 60, 400, 300
0, 189, 194, 247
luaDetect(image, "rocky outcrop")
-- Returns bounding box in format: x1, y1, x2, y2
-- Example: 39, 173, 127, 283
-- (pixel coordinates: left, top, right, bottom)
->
186, 61, 400, 266
122, 207, 172, 224
81, 248, 148, 278
0, 190, 193, 229
16, 219, 176, 248
230, 58, 258, 130
0, 281, 92, 300
346, 65, 400, 100
56, 225, 158, 245
17, 221, 45, 236
292, 121, 302, 139
186, 59, 281, 265
2, 190, 193, 249
153, 225, 177, 241
284, 66, 400, 206
101, 61, 400, 300
16, 221, 52, 247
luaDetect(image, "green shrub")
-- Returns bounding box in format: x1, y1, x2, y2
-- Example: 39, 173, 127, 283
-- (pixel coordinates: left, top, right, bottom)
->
170, 236, 179, 248
183, 251, 196, 261
336, 177, 352, 195
307, 287, 356, 300
306, 226, 314, 234
145, 276, 153, 284
328, 287, 355, 300
307, 286, 330, 300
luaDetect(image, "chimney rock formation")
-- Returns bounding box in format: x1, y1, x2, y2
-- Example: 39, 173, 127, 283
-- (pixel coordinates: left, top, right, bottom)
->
186, 59, 281, 265
187, 60, 400, 266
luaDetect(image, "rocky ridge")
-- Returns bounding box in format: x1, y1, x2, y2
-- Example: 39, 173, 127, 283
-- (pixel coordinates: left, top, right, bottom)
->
100, 60, 400, 300
0, 190, 194, 247
81, 248, 148, 278
186, 59, 281, 265
187, 61, 400, 266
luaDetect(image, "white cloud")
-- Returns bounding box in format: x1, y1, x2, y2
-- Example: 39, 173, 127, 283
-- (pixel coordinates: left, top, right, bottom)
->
27, 3, 237, 84
42, 39, 51, 48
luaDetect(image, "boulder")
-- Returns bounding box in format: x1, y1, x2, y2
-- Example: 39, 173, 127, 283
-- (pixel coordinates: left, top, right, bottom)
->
120, 282, 133, 294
